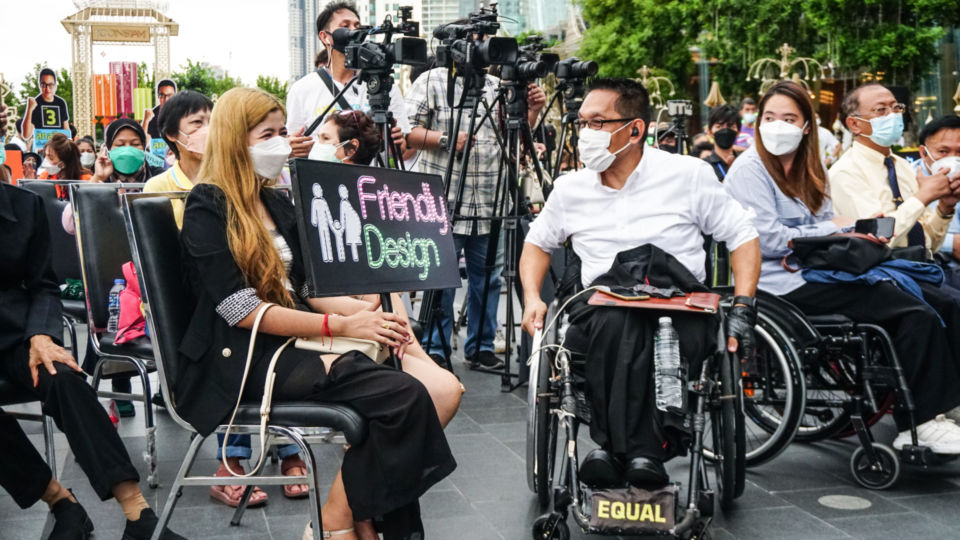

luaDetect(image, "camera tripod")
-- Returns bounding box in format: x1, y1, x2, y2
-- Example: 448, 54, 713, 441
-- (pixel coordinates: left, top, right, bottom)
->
417, 63, 546, 391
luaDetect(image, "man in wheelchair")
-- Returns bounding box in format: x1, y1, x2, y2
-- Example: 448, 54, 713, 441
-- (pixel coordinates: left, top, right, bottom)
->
519, 78, 761, 491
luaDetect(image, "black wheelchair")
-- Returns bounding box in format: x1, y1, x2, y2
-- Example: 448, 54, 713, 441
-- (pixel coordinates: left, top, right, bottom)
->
526, 294, 746, 539
738, 289, 956, 489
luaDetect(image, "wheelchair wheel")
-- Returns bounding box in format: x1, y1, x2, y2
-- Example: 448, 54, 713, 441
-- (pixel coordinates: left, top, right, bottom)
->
527, 306, 559, 508
711, 350, 745, 508
850, 443, 900, 490
705, 314, 804, 467
532, 514, 569, 540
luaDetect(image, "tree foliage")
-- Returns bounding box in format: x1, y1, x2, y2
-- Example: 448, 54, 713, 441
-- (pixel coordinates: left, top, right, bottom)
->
577, 0, 960, 103
170, 59, 241, 99
256, 75, 289, 103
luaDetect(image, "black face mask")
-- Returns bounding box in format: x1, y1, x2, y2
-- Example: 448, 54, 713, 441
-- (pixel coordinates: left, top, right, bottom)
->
660, 144, 677, 154
713, 128, 738, 150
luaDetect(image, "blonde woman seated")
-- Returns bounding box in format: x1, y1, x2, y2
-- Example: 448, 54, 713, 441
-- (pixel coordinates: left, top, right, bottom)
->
179, 87, 460, 539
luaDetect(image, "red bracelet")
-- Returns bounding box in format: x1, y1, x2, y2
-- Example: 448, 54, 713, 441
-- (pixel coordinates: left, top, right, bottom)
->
322, 313, 331, 339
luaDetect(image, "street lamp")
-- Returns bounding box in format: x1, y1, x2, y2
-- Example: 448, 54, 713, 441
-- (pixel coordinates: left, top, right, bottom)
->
747, 43, 825, 93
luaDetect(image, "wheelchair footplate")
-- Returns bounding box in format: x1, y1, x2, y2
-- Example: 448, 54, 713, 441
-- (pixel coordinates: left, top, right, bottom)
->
582, 485, 679, 536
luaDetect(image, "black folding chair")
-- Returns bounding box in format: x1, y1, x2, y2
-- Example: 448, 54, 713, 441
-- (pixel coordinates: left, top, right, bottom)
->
20, 180, 86, 358
123, 192, 368, 540
69, 183, 159, 488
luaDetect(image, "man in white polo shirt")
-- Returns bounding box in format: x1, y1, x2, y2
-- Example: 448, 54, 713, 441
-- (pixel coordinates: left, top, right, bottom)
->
519, 78, 760, 490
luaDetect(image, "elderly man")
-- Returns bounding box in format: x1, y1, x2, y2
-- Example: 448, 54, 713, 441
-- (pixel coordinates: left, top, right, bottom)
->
917, 115, 960, 287
520, 78, 760, 489
829, 84, 960, 252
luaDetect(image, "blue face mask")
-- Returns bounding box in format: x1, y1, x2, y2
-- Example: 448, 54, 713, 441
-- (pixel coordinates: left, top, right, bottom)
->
866, 113, 903, 148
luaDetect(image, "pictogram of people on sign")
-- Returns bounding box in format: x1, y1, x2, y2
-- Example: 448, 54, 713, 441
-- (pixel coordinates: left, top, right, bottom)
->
310, 182, 363, 263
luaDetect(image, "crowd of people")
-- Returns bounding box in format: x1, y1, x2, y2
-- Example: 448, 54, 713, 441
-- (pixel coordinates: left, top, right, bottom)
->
2, 1, 960, 538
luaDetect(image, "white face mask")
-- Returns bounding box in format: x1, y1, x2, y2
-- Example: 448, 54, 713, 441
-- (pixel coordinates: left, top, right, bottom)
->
249, 136, 292, 179
40, 158, 61, 176
577, 122, 634, 172
308, 141, 347, 163
929, 154, 960, 180
742, 112, 757, 125
80, 151, 96, 168
759, 120, 807, 156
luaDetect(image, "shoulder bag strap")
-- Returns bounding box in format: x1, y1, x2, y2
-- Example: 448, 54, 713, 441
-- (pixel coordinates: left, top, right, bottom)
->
317, 68, 353, 113
220, 302, 296, 477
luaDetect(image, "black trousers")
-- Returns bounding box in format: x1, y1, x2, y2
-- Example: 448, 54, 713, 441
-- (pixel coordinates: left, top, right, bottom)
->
568, 303, 716, 461
784, 282, 960, 429
0, 408, 53, 508
0, 343, 140, 502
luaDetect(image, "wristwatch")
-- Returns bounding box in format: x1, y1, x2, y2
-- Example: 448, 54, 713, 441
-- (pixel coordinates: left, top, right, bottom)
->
733, 295, 757, 311
438, 133, 449, 149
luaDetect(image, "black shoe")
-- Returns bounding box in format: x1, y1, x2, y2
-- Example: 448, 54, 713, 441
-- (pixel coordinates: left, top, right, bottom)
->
114, 400, 136, 418
429, 353, 448, 367
49, 492, 94, 540
624, 457, 669, 490
151, 392, 166, 409
468, 350, 504, 370
122, 508, 186, 540
579, 449, 623, 488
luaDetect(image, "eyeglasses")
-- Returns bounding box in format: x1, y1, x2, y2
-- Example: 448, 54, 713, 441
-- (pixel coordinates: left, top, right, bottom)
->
575, 117, 638, 130
39, 82, 57, 89
856, 103, 906, 118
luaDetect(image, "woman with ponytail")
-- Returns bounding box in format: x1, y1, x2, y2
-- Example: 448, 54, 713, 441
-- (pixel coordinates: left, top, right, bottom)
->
179, 88, 457, 539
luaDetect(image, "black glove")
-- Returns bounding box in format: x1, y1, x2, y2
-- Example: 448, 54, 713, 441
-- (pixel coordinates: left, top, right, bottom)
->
726, 302, 757, 358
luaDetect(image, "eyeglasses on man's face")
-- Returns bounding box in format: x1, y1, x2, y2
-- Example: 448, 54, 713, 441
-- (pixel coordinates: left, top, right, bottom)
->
856, 103, 906, 119
575, 117, 638, 130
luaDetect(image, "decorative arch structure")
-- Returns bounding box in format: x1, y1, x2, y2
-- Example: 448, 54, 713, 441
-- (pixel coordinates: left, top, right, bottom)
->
61, 0, 178, 137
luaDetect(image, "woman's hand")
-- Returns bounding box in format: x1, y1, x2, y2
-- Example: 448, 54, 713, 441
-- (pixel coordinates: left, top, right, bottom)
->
339, 296, 409, 349
92, 146, 112, 182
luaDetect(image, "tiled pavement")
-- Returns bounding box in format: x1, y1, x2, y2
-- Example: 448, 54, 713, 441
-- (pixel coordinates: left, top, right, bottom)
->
4, 332, 960, 539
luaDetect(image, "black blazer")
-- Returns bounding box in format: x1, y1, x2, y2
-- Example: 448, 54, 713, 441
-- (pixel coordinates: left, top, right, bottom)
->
178, 183, 314, 435
0, 184, 63, 352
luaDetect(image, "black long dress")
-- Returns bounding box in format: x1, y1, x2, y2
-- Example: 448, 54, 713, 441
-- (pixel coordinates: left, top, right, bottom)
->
178, 183, 456, 533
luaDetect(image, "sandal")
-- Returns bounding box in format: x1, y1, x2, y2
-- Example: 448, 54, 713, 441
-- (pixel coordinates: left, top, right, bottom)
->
281, 456, 310, 499
302, 522, 354, 539
209, 465, 269, 508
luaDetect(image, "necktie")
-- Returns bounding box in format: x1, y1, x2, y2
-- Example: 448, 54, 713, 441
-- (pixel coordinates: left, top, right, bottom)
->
883, 156, 925, 247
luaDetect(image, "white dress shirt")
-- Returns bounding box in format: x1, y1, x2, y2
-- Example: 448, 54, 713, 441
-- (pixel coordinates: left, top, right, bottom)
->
526, 146, 758, 287
285, 69, 411, 135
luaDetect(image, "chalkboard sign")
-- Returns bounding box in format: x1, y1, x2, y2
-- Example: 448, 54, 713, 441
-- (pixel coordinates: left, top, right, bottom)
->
289, 158, 461, 297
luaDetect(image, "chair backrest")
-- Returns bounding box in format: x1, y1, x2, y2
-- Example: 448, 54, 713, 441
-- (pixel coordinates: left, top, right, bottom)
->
70, 183, 144, 330
123, 193, 195, 428
20, 181, 83, 283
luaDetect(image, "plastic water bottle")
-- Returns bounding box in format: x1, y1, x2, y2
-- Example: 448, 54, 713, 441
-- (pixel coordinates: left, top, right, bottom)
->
654, 316, 683, 412
107, 279, 125, 333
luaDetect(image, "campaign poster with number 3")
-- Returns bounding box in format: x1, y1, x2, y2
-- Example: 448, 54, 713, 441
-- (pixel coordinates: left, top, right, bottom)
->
289, 158, 460, 298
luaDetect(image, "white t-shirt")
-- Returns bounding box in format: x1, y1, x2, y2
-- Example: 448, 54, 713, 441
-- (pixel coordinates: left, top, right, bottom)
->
285, 68, 411, 135
525, 146, 758, 286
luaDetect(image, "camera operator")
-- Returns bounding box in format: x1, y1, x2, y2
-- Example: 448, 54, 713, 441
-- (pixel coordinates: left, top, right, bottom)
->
405, 25, 546, 369
285, 1, 410, 159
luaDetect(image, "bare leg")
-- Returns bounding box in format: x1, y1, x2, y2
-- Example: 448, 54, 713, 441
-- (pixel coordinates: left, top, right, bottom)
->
321, 470, 359, 540
400, 339, 463, 427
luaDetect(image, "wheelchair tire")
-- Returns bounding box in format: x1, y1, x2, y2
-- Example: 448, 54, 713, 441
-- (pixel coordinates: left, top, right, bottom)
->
849, 443, 900, 490
712, 349, 745, 508
527, 305, 559, 508
532, 514, 569, 540
705, 313, 804, 467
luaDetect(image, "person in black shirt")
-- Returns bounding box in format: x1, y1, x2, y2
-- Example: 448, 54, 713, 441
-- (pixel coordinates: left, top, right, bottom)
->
703, 104, 741, 182
22, 68, 70, 142
144, 79, 177, 140
0, 183, 184, 539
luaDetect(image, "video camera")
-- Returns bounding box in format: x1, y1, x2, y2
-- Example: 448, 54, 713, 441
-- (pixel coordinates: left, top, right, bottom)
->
502, 35, 559, 82
333, 6, 427, 88
433, 5, 518, 72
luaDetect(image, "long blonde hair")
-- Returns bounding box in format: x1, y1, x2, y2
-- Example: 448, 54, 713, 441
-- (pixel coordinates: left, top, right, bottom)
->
197, 87, 293, 307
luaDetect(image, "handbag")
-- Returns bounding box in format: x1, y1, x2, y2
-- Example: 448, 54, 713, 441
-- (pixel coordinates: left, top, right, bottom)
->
221, 304, 389, 477
783, 233, 890, 274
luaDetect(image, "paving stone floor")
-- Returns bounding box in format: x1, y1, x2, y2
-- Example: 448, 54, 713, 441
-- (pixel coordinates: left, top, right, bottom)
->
4, 325, 960, 539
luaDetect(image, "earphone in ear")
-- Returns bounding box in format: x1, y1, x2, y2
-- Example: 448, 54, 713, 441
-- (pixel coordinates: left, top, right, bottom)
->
631, 127, 639, 136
